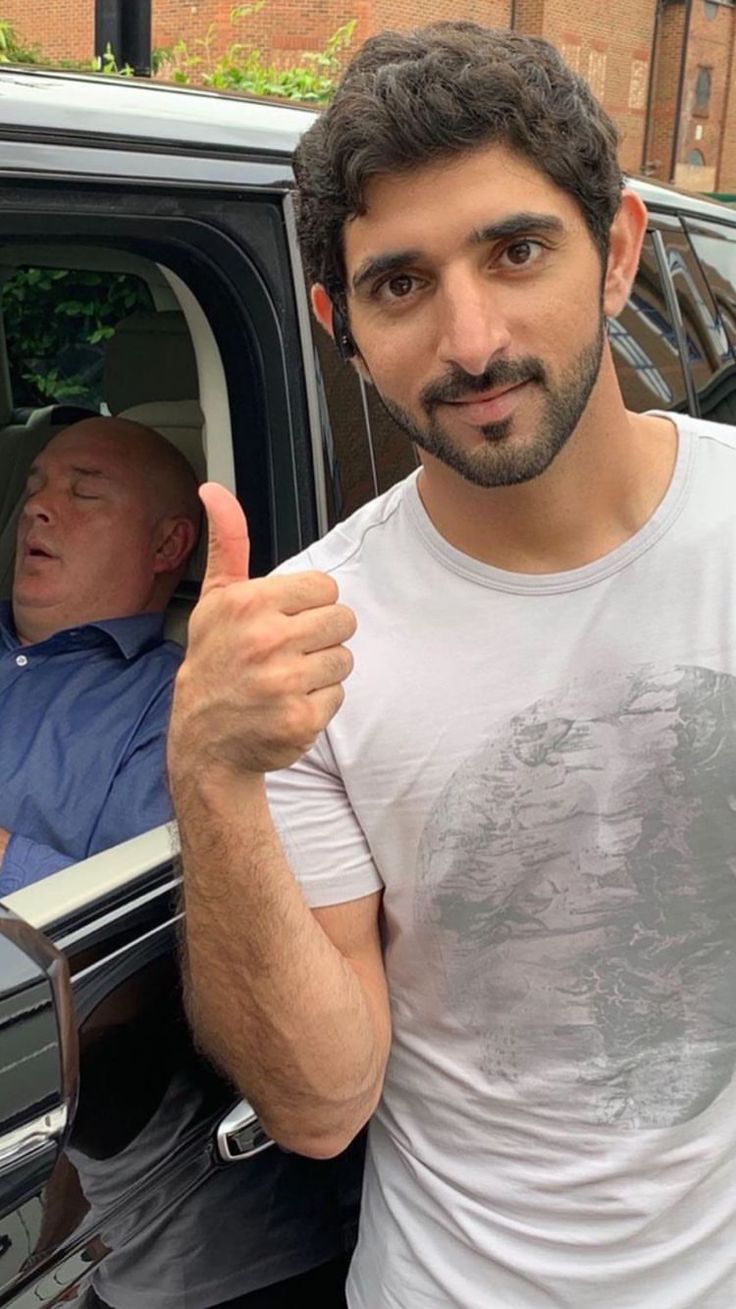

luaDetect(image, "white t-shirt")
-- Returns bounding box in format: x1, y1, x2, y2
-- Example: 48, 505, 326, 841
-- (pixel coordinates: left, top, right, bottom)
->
267, 413, 736, 1308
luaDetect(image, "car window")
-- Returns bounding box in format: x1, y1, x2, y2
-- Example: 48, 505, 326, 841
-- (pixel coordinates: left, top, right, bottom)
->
611, 233, 690, 414
685, 218, 736, 351
2, 266, 153, 412
0, 249, 221, 903
658, 225, 736, 425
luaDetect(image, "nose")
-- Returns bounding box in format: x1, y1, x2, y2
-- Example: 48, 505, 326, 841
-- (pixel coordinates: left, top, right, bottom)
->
20, 486, 56, 527
436, 269, 512, 377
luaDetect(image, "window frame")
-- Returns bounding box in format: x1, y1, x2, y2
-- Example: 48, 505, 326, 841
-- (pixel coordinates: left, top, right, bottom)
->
0, 173, 313, 938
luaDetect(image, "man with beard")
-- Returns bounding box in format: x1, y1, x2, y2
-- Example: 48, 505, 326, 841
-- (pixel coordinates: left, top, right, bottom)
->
167, 23, 736, 1309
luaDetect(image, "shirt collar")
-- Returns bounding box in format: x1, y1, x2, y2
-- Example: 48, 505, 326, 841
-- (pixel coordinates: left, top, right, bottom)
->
0, 601, 165, 660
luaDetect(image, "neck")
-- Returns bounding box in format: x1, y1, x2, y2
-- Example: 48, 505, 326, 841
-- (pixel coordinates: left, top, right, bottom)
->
416, 359, 678, 573
11, 593, 168, 648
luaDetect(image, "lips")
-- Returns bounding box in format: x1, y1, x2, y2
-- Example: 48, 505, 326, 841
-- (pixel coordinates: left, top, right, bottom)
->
449, 381, 526, 408
23, 538, 57, 560
445, 381, 530, 426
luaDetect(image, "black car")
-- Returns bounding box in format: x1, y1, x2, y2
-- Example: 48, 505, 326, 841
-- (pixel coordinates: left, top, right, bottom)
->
0, 65, 734, 1309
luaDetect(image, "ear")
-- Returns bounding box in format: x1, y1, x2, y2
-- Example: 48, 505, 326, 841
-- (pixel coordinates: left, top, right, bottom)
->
311, 282, 335, 337
152, 517, 197, 575
603, 190, 648, 318
310, 282, 372, 382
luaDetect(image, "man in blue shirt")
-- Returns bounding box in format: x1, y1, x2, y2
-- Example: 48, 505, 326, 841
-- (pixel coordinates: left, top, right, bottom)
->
2, 417, 358, 1308
0, 415, 200, 894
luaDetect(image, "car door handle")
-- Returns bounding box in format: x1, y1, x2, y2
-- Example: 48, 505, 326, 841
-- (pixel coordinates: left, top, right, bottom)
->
0, 1104, 67, 1171
216, 1099, 275, 1162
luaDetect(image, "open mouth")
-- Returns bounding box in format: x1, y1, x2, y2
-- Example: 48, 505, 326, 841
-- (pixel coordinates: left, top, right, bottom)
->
24, 542, 56, 560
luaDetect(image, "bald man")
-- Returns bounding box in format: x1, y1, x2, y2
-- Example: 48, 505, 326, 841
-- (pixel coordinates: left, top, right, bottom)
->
0, 417, 200, 893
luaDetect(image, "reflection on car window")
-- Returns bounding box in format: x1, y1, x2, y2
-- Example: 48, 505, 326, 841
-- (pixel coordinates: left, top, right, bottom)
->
2, 267, 152, 411
611, 234, 689, 413
309, 319, 378, 526
660, 228, 736, 426
686, 219, 736, 352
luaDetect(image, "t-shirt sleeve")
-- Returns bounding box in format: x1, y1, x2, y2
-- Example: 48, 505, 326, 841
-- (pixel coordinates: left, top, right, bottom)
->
266, 732, 383, 909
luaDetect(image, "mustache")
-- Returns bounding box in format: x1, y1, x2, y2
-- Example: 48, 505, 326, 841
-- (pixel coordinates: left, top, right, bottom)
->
420, 357, 547, 411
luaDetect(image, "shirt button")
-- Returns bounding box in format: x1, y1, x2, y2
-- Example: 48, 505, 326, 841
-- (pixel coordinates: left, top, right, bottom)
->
15, 654, 28, 667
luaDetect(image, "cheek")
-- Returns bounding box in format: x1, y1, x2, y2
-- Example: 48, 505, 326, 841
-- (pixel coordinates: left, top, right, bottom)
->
361, 323, 435, 409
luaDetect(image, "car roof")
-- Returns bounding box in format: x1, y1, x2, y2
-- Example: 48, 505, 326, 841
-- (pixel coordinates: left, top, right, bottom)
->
0, 65, 317, 158
0, 65, 734, 224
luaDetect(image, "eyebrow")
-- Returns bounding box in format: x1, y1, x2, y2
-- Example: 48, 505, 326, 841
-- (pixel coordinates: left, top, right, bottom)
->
470, 212, 565, 245
351, 211, 565, 294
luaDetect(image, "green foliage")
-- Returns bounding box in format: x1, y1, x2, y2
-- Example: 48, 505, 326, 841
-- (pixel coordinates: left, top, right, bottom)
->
91, 42, 134, 77
0, 19, 40, 64
0, 21, 132, 74
3, 267, 151, 409
1, 3, 355, 103
157, 7, 356, 104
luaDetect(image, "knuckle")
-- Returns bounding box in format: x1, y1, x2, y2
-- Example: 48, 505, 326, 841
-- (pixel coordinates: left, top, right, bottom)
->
326, 684, 346, 719
337, 604, 358, 639
257, 662, 301, 700
341, 646, 355, 678
281, 696, 312, 744
325, 647, 353, 682
306, 569, 339, 605
241, 617, 285, 664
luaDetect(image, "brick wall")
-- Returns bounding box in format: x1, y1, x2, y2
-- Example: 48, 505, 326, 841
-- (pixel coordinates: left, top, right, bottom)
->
532, 0, 658, 175
2, 0, 93, 63
370, 0, 510, 32
153, 0, 371, 67
677, 0, 736, 191
718, 14, 736, 189
153, 0, 511, 69
646, 2, 687, 182
2, 0, 734, 190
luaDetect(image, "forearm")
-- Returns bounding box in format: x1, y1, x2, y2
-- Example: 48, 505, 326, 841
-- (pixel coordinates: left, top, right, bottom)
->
177, 769, 389, 1157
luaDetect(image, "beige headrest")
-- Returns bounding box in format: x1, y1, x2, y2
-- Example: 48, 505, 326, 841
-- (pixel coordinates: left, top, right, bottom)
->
119, 399, 207, 581
104, 311, 198, 415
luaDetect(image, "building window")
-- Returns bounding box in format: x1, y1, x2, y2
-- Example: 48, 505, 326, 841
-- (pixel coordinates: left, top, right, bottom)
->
702, 1, 718, 21
694, 66, 712, 115
686, 148, 706, 167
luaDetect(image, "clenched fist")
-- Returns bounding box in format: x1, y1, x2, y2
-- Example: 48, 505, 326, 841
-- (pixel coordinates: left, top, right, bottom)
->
167, 482, 356, 781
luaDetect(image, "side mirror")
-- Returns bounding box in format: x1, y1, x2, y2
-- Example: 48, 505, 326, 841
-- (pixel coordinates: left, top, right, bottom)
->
0, 906, 77, 1217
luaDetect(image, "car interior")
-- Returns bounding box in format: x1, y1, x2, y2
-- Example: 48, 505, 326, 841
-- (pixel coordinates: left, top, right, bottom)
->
0, 245, 236, 647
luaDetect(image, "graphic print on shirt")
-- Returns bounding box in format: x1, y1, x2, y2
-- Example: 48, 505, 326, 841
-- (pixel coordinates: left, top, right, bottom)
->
415, 663, 736, 1130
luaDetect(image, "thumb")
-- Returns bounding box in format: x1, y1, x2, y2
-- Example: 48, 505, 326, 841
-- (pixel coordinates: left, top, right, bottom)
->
200, 482, 250, 594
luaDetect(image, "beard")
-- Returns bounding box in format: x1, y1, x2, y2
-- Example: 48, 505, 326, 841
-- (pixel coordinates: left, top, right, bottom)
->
375, 317, 606, 490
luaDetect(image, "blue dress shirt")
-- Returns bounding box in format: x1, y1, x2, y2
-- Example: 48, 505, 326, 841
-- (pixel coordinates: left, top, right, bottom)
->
0, 601, 183, 895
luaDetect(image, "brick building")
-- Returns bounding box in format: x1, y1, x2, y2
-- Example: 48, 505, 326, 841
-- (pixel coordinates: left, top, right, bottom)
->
4, 0, 736, 190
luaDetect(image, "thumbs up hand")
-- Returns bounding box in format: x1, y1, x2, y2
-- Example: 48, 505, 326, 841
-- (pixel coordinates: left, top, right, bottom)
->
168, 483, 356, 781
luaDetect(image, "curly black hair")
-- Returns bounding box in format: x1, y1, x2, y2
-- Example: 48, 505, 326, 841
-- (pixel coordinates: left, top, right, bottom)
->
294, 22, 623, 316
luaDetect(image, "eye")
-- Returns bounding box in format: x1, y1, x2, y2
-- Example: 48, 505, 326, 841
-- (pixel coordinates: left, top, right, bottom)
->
499, 239, 544, 269
73, 490, 100, 501
374, 272, 422, 302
